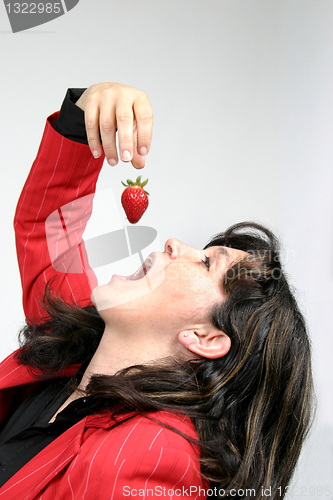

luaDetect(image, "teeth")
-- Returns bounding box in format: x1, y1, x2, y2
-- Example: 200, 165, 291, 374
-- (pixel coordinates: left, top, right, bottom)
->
144, 256, 153, 269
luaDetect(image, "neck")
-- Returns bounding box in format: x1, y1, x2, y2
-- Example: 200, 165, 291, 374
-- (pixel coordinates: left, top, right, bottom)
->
78, 323, 179, 391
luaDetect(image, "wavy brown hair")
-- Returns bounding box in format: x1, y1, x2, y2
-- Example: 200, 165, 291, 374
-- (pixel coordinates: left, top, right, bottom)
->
17, 222, 314, 500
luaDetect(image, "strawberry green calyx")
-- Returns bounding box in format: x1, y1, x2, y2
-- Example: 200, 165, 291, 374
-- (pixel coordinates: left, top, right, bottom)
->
121, 176, 149, 195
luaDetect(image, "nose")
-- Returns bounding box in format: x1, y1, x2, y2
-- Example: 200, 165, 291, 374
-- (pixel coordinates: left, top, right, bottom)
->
164, 238, 199, 260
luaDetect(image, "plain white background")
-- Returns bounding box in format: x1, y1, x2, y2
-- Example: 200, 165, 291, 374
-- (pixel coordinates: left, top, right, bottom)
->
0, 1, 332, 497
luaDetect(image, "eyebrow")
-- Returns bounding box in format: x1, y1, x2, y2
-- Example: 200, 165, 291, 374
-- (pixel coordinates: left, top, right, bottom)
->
215, 247, 231, 258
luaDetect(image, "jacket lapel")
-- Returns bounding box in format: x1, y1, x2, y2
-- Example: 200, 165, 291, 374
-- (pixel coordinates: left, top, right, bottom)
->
0, 352, 86, 499
0, 353, 133, 498
0, 416, 87, 500
0, 351, 80, 426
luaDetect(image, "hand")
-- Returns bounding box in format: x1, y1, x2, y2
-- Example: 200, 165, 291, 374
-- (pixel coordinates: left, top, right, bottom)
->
75, 82, 153, 169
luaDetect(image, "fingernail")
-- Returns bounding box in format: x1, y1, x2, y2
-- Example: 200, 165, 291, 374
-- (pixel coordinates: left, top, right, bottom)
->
108, 158, 117, 166
92, 150, 100, 158
139, 146, 148, 156
122, 150, 131, 161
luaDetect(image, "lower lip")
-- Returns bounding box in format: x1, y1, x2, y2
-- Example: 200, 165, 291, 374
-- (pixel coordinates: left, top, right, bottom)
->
112, 274, 130, 282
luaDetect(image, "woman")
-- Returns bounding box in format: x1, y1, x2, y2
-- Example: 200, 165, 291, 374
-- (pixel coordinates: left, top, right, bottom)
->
0, 83, 313, 499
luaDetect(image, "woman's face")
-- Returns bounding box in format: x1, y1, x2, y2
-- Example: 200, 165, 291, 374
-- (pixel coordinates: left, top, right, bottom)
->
91, 238, 248, 331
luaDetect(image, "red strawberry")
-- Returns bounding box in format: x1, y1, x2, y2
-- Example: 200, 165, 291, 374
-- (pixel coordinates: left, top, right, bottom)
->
121, 176, 149, 224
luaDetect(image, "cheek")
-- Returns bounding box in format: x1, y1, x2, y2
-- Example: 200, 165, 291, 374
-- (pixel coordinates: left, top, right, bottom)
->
157, 266, 223, 313
174, 280, 219, 314
165, 264, 208, 289
167, 262, 204, 285
189, 280, 224, 312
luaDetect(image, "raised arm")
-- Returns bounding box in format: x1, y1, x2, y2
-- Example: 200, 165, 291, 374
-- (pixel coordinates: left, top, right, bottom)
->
14, 83, 153, 322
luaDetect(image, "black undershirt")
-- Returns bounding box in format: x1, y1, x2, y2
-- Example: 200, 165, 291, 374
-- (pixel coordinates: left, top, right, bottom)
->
0, 377, 90, 487
0, 89, 92, 488
53, 88, 88, 143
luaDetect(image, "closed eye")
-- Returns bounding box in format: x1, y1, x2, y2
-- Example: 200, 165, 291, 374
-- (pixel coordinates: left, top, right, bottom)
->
201, 255, 210, 270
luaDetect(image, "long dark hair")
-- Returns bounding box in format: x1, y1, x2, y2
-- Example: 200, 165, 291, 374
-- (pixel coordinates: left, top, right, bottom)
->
17, 222, 314, 500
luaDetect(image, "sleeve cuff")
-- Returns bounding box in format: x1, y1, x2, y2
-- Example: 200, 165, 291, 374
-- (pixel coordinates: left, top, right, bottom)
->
52, 88, 88, 144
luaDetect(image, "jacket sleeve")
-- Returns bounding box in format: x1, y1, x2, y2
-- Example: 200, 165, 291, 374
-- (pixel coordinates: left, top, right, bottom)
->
13, 112, 105, 322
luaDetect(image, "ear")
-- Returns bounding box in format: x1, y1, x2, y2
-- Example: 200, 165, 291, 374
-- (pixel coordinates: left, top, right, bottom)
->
177, 325, 231, 359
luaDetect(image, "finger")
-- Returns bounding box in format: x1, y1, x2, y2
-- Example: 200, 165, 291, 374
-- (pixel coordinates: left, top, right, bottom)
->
133, 95, 153, 156
99, 104, 118, 166
131, 149, 145, 169
131, 125, 145, 169
84, 97, 103, 159
116, 101, 134, 162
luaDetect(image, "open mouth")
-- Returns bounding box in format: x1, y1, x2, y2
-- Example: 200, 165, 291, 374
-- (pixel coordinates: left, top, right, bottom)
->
114, 253, 155, 282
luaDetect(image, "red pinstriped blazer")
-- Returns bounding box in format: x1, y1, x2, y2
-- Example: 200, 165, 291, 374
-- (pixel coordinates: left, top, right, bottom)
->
0, 114, 208, 499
